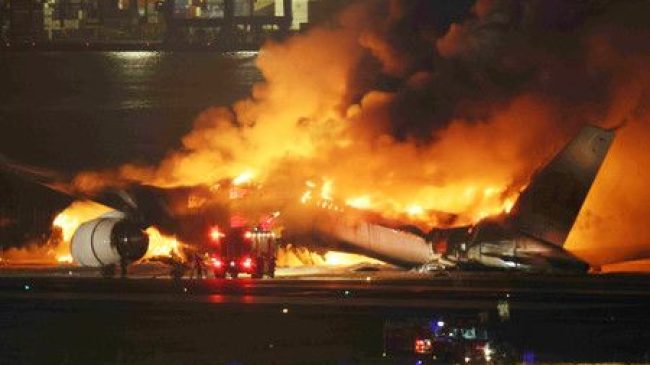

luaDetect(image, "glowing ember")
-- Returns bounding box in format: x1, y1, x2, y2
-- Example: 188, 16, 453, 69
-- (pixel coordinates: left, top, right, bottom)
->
56, 255, 73, 264
323, 251, 384, 266
345, 196, 372, 210
233, 170, 255, 186
320, 179, 334, 201
300, 190, 312, 204
406, 204, 425, 217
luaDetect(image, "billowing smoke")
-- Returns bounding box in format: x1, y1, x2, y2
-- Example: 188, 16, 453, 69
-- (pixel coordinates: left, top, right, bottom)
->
64, 0, 650, 266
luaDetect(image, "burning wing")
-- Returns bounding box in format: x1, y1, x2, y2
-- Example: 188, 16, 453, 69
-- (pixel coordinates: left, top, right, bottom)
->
0, 156, 74, 249
0, 155, 189, 268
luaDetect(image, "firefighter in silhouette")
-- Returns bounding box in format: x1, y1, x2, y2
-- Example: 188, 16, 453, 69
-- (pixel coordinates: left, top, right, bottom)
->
190, 251, 205, 279
168, 250, 182, 281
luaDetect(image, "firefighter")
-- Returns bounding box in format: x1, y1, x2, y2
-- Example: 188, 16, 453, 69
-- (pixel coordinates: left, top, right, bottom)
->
191, 251, 205, 279
167, 249, 187, 282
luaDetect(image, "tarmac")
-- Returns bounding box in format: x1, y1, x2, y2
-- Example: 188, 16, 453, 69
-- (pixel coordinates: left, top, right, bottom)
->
1, 263, 650, 364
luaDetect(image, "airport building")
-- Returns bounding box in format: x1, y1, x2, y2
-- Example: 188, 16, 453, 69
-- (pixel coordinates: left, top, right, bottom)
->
1, 0, 349, 47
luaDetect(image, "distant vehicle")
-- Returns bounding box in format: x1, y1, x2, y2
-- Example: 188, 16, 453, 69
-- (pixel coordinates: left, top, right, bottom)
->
206, 226, 277, 279
384, 317, 517, 364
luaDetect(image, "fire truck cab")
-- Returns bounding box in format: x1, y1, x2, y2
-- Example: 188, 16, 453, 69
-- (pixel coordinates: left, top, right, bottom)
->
208, 226, 277, 279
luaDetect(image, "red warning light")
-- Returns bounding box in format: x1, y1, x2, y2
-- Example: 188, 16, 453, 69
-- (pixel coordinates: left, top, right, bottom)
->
209, 226, 224, 243
241, 257, 253, 270
211, 257, 223, 268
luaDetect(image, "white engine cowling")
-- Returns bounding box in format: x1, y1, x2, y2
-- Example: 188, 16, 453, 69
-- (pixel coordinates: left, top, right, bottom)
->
71, 218, 149, 267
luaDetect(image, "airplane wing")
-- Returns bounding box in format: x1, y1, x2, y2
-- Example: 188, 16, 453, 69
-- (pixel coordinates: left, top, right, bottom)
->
0, 154, 186, 248
0, 152, 250, 252
0, 156, 75, 248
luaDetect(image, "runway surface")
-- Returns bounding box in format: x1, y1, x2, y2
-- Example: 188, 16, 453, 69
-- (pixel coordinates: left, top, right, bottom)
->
1, 264, 650, 364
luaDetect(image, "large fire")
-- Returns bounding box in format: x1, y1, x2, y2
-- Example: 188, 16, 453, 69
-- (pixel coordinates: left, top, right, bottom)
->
29, 201, 183, 265
276, 245, 384, 268
7, 1, 650, 270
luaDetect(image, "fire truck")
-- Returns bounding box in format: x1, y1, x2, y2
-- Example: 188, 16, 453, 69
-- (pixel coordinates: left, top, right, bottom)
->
206, 225, 277, 279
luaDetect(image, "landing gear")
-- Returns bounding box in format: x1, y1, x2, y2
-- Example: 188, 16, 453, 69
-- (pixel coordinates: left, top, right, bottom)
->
120, 259, 128, 279
100, 264, 116, 278
99, 260, 129, 279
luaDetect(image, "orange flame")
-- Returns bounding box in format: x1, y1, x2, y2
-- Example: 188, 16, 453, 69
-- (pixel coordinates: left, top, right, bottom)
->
143, 227, 184, 259
51, 201, 112, 264
276, 245, 384, 268
12, 201, 185, 265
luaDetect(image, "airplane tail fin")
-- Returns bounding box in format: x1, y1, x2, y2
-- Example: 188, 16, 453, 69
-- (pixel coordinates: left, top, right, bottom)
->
510, 125, 615, 247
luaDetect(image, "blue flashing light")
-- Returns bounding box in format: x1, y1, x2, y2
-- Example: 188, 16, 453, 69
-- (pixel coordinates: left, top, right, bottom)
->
523, 351, 535, 364
429, 318, 445, 333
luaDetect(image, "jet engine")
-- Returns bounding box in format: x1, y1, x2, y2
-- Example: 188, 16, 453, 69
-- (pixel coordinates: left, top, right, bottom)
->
70, 217, 149, 267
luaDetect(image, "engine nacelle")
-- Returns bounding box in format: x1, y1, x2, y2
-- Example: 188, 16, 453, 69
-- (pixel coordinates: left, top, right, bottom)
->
71, 218, 149, 267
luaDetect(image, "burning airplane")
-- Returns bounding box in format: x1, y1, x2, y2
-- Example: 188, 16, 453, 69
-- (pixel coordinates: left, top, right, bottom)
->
1, 0, 650, 273
282, 124, 616, 272
0, 124, 615, 274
